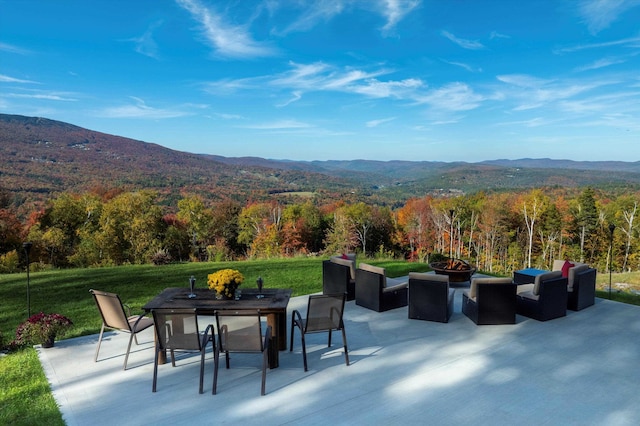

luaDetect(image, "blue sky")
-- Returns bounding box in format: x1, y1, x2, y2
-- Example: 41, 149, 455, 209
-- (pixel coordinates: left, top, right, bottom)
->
1, 0, 639, 162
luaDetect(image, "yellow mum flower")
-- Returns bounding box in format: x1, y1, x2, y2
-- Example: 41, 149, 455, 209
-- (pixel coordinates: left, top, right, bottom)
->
207, 269, 244, 297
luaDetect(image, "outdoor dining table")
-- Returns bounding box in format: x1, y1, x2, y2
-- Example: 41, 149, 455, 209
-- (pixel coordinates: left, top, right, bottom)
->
142, 287, 292, 368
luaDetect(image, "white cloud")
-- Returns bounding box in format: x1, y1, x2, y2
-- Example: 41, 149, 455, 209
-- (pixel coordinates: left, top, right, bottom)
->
366, 117, 397, 127
577, 0, 640, 34
244, 119, 312, 130
575, 56, 627, 71
273, 0, 346, 35
272, 0, 421, 37
7, 92, 76, 101
496, 74, 553, 88
204, 61, 428, 106
379, 0, 421, 34
276, 91, 303, 107
489, 31, 510, 39
441, 30, 485, 50
0, 42, 32, 55
128, 21, 162, 59
555, 35, 640, 53
213, 112, 244, 120
100, 97, 191, 119
176, 0, 276, 59
441, 59, 480, 72
0, 74, 38, 84
420, 82, 484, 111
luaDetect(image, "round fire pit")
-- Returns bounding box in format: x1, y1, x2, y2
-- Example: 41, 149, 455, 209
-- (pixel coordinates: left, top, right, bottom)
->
429, 259, 476, 282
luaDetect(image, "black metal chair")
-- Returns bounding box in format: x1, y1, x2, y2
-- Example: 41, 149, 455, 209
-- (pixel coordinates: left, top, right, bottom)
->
151, 308, 214, 393
214, 310, 270, 395
516, 271, 568, 321
89, 289, 155, 370
408, 273, 455, 323
290, 293, 349, 372
462, 278, 516, 325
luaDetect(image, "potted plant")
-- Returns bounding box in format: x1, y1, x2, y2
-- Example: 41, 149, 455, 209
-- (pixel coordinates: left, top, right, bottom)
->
208, 268, 244, 299
15, 312, 73, 348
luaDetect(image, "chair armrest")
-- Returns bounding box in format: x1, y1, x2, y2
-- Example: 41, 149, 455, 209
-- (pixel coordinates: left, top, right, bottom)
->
386, 276, 408, 288
383, 282, 408, 293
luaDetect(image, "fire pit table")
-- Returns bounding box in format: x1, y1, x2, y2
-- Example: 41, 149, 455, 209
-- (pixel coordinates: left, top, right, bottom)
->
429, 259, 476, 282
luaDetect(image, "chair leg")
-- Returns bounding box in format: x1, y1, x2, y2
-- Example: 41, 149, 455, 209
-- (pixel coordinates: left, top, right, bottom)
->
301, 333, 308, 372
289, 316, 295, 352
94, 324, 105, 362
123, 332, 135, 370
212, 346, 219, 395
152, 346, 159, 392
261, 341, 268, 396
199, 348, 206, 394
225, 350, 230, 369
327, 328, 333, 347
341, 326, 349, 366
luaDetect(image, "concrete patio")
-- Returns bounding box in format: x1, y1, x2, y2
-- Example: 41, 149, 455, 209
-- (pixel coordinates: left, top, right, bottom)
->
38, 286, 640, 425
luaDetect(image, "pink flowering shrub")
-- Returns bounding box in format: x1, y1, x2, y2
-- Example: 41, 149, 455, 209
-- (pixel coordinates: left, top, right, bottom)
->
14, 312, 73, 346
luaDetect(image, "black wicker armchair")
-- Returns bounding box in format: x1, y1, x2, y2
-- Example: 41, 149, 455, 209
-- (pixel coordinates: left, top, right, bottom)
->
408, 273, 455, 322
516, 271, 568, 321
322, 256, 356, 301
355, 263, 408, 312
462, 277, 516, 325
567, 267, 597, 311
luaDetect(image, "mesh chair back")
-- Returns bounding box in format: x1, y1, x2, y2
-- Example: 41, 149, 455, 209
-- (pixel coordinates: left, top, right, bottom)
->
216, 310, 264, 352
305, 294, 345, 333
91, 290, 131, 331
152, 309, 202, 351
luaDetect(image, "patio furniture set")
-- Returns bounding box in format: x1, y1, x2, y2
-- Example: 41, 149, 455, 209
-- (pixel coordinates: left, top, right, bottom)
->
90, 287, 349, 396
88, 257, 595, 397
323, 255, 598, 325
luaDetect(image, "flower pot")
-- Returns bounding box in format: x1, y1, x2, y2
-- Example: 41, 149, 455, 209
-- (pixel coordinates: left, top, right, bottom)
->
41, 335, 55, 348
215, 288, 235, 300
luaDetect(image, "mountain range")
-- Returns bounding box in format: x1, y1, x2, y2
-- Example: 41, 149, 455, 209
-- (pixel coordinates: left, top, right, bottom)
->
2, 113, 639, 213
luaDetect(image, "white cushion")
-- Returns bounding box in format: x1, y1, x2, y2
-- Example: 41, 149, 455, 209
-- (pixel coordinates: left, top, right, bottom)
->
469, 277, 512, 299
383, 281, 408, 292
358, 262, 385, 276
463, 289, 476, 302
519, 291, 539, 301
386, 276, 408, 288
517, 283, 535, 294
409, 272, 448, 282
533, 271, 562, 295
552, 259, 587, 271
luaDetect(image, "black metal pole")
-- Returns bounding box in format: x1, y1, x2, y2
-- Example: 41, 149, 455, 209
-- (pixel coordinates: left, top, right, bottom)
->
608, 223, 615, 300
449, 209, 454, 259
23, 242, 33, 318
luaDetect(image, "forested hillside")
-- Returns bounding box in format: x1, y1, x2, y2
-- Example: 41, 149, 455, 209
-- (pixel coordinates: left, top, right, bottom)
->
0, 114, 362, 216
2, 113, 640, 218
1, 114, 639, 276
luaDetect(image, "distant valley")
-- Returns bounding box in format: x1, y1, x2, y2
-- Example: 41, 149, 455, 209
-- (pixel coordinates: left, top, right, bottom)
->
2, 113, 640, 214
